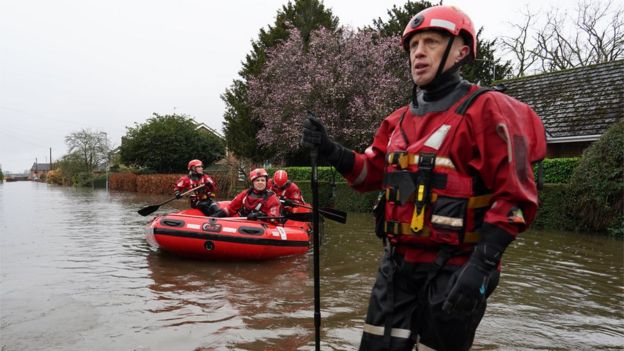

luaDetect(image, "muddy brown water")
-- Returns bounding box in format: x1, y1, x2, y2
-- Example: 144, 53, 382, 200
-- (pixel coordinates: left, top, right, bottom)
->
1, 181, 622, 350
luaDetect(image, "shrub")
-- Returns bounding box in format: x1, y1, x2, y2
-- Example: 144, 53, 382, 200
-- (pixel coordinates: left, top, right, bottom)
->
532, 184, 577, 231
535, 158, 580, 184
567, 121, 624, 234
109, 173, 137, 192
297, 181, 379, 212
267, 166, 337, 183
92, 174, 107, 188
137, 174, 181, 195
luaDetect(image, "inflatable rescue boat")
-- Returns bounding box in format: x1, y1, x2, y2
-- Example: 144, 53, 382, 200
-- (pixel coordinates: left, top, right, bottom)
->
145, 208, 312, 260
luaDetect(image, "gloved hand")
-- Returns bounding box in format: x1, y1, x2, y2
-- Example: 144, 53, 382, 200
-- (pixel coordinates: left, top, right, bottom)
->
175, 191, 182, 199
281, 199, 295, 207
441, 246, 498, 315
442, 224, 514, 315
301, 114, 355, 172
246, 212, 259, 220
301, 115, 337, 156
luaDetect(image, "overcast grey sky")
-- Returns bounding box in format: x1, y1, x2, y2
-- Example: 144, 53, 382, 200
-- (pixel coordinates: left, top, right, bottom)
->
0, 0, 576, 173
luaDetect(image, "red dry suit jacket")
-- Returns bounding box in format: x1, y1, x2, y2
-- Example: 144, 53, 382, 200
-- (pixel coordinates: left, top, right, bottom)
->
270, 181, 305, 205
225, 188, 281, 218
341, 84, 546, 264
174, 174, 218, 207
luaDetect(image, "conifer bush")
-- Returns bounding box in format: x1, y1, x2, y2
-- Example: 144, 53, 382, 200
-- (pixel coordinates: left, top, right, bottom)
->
567, 121, 624, 236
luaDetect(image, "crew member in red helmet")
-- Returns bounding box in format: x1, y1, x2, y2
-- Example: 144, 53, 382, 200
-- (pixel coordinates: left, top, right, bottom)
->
213, 168, 281, 222
302, 5, 546, 351
270, 170, 305, 210
173, 159, 219, 216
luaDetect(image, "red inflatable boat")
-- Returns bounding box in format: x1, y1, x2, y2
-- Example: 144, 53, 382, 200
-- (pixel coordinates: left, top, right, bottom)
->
145, 208, 312, 260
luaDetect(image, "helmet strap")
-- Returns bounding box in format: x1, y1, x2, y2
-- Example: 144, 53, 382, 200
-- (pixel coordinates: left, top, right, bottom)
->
433, 36, 455, 84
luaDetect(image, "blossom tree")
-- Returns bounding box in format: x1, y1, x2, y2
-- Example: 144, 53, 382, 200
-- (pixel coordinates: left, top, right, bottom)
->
248, 27, 411, 160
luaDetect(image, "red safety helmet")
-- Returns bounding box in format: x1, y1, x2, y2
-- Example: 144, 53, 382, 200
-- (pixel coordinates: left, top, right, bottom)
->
188, 159, 203, 171
249, 168, 268, 182
401, 5, 476, 61
273, 170, 288, 187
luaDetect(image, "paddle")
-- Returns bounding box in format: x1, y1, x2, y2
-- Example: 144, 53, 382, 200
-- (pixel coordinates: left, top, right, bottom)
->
281, 199, 347, 224
137, 184, 206, 216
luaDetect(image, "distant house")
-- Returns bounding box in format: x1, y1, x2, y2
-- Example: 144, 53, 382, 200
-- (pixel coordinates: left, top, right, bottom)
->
30, 163, 52, 180
194, 122, 224, 141
499, 59, 624, 158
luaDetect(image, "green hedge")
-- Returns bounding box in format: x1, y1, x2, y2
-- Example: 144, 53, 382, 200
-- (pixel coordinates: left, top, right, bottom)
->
267, 166, 339, 183
536, 158, 580, 184
296, 181, 380, 212
274, 159, 580, 186
531, 183, 576, 231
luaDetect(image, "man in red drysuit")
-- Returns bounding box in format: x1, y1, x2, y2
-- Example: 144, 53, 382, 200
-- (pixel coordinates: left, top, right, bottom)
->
174, 159, 219, 216
302, 5, 546, 351
270, 169, 305, 212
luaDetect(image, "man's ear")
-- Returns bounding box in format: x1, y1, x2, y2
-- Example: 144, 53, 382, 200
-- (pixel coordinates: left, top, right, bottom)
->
456, 44, 470, 63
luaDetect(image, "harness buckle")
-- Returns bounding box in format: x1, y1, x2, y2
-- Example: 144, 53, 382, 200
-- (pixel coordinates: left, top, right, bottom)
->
410, 153, 436, 233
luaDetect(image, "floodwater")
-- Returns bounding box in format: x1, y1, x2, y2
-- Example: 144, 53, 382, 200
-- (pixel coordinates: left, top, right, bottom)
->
1, 181, 622, 350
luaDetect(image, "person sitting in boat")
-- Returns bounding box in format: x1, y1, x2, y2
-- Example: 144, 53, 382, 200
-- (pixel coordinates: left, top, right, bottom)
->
212, 168, 281, 222
174, 159, 220, 216
269, 169, 305, 212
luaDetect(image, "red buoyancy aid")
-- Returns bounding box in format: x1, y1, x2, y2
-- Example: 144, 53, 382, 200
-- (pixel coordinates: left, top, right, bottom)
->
344, 85, 546, 259
227, 188, 281, 217
174, 174, 217, 203
271, 181, 305, 205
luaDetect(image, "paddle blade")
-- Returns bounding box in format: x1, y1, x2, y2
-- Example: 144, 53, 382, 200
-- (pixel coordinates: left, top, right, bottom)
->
285, 212, 315, 222
137, 205, 160, 216
319, 207, 347, 224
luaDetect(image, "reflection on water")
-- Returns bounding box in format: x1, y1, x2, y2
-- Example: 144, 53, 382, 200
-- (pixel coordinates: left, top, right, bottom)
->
1, 182, 622, 350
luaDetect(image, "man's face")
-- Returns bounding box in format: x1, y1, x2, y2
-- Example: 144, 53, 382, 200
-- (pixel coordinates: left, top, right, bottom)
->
408, 30, 468, 86
253, 177, 267, 191
193, 165, 203, 174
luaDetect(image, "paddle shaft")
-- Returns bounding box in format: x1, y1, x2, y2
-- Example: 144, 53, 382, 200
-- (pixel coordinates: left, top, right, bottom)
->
282, 201, 346, 224
137, 183, 206, 216
311, 148, 321, 351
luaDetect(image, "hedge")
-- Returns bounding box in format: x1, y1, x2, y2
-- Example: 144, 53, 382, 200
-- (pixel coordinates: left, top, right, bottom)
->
531, 183, 576, 231
109, 173, 138, 192
296, 181, 379, 212
267, 166, 338, 183
271, 161, 581, 185
536, 158, 580, 184
136, 174, 181, 195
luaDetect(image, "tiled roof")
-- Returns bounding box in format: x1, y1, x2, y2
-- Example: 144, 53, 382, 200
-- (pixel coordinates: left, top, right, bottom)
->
499, 60, 624, 139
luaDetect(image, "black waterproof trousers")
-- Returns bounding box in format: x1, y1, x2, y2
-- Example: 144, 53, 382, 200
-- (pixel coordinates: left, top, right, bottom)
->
193, 199, 221, 217
358, 247, 499, 351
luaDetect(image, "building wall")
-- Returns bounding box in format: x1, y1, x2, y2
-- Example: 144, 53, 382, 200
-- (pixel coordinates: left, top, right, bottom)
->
547, 141, 592, 158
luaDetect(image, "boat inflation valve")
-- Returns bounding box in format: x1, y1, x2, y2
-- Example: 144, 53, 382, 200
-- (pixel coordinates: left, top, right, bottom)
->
204, 240, 215, 251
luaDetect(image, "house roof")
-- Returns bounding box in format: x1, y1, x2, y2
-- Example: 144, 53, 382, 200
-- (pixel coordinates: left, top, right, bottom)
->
31, 163, 51, 171
194, 122, 224, 140
499, 60, 624, 142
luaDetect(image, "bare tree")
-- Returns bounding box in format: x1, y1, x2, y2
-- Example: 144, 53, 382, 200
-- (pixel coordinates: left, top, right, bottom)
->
500, 7, 540, 76
65, 129, 110, 173
501, 0, 623, 76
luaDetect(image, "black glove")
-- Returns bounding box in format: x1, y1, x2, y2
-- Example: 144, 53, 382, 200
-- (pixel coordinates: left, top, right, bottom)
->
302, 115, 337, 155
246, 212, 259, 220
301, 115, 355, 173
212, 209, 227, 218
442, 224, 514, 315
281, 199, 295, 207
175, 191, 182, 199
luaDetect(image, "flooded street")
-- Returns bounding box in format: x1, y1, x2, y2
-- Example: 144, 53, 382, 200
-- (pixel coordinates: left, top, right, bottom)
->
1, 181, 622, 350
